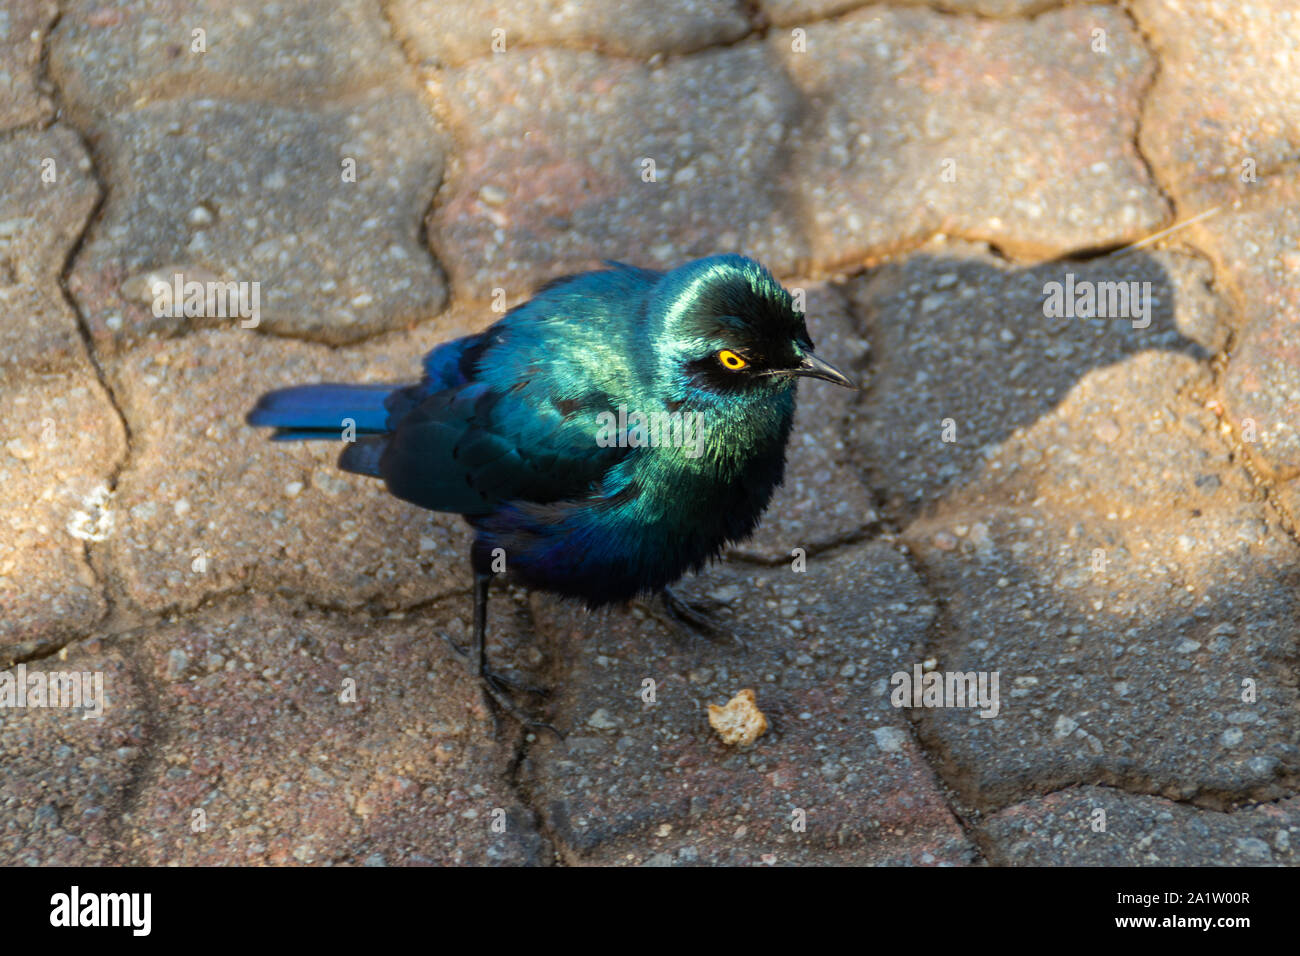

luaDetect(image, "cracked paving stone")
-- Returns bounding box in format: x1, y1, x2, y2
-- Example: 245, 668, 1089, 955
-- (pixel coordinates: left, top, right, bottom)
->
429, 44, 806, 297
772, 5, 1168, 266
101, 310, 496, 615
0, 126, 101, 378
1134, 0, 1300, 206
1188, 174, 1300, 498
50, 0, 413, 116
1131, 0, 1300, 495
388, 0, 751, 67
0, 0, 57, 130
757, 2, 1071, 27
521, 542, 977, 865
903, 351, 1300, 811
0, 371, 126, 657
846, 240, 1228, 518
432, 5, 1165, 296
0, 644, 145, 865
728, 282, 876, 561
66, 94, 447, 352
118, 596, 544, 865
984, 786, 1299, 865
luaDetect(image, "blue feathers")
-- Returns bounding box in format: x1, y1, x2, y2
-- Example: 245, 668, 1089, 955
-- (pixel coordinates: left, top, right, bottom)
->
247, 383, 395, 440
248, 256, 854, 607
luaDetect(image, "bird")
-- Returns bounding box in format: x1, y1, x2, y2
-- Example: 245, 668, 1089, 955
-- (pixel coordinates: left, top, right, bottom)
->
247, 255, 855, 730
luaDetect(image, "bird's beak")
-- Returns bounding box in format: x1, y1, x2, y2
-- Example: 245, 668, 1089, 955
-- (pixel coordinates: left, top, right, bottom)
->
792, 351, 856, 389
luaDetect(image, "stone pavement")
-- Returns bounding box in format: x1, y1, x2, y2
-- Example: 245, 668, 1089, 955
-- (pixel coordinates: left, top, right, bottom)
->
1, 0, 1297, 865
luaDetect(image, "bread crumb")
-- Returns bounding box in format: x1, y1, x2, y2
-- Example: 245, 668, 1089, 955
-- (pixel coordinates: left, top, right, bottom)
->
708, 688, 767, 746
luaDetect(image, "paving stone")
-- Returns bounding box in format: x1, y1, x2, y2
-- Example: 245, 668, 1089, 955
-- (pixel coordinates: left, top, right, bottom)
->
522, 542, 977, 865
429, 44, 807, 296
903, 351, 1300, 810
847, 241, 1227, 518
0, 371, 125, 659
773, 5, 1167, 267
102, 311, 496, 615
0, 644, 146, 865
119, 596, 544, 865
389, 0, 751, 67
758, 1, 1069, 27
433, 7, 1166, 297
1134, 0, 1300, 206
66, 94, 447, 351
0, 125, 101, 377
1186, 175, 1300, 488
50, 0, 413, 116
757, 0, 867, 24
0, 0, 56, 130
729, 282, 876, 561
984, 786, 1299, 865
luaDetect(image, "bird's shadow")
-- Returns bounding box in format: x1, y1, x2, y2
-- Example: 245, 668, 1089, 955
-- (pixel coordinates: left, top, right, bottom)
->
839, 245, 1225, 521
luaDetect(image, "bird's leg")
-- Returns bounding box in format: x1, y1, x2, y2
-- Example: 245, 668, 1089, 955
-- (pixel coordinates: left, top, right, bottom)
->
473, 573, 546, 695
645, 585, 747, 649
469, 572, 563, 739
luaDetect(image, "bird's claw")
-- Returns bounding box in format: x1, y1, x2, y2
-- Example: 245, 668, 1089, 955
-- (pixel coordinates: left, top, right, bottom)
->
478, 674, 564, 740
483, 668, 548, 698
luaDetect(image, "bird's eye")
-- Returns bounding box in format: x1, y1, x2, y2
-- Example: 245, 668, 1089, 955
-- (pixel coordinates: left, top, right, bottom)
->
717, 349, 748, 371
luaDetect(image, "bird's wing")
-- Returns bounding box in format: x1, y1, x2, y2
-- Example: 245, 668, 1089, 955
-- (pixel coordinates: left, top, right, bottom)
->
376, 377, 631, 516
371, 263, 660, 514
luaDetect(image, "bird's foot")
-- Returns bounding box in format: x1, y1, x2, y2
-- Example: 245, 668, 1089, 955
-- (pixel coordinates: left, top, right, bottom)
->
644, 586, 748, 650
478, 672, 564, 741
478, 671, 559, 743
443, 632, 564, 739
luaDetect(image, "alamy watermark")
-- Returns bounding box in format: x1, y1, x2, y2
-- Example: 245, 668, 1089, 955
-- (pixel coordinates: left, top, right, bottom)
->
0, 664, 105, 719
50, 886, 150, 936
151, 272, 261, 328
1042, 273, 1151, 329
595, 405, 706, 458
890, 664, 1000, 718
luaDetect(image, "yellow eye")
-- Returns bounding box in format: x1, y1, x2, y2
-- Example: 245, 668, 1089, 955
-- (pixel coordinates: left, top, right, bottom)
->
717, 349, 748, 371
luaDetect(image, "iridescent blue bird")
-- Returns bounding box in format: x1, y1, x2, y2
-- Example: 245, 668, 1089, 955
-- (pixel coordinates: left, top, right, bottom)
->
248, 255, 855, 727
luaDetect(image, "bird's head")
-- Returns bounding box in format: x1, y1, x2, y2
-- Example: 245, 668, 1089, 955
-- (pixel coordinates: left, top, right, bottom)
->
648, 255, 855, 405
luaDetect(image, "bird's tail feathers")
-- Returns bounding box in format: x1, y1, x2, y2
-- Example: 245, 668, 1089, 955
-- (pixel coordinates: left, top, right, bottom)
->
246, 384, 395, 441
338, 437, 386, 477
